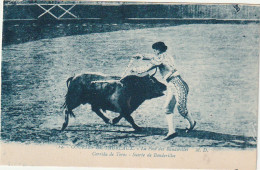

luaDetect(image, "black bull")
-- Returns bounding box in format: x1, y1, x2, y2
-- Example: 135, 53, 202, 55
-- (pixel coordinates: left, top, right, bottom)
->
61, 73, 167, 131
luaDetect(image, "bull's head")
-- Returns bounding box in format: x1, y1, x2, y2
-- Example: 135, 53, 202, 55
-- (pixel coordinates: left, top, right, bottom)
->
141, 75, 167, 99
121, 74, 167, 99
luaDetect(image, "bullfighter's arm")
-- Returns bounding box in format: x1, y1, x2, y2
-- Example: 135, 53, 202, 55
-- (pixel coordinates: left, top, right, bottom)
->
141, 64, 160, 73
133, 54, 153, 60
131, 64, 161, 74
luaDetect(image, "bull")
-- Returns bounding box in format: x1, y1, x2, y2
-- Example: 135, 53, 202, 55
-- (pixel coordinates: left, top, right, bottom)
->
61, 72, 167, 131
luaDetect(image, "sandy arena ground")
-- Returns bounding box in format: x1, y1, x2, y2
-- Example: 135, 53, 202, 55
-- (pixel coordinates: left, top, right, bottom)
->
1, 23, 259, 149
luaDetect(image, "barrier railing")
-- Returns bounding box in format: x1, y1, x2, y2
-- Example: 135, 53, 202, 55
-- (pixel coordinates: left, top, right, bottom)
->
3, 3, 260, 21
37, 4, 77, 19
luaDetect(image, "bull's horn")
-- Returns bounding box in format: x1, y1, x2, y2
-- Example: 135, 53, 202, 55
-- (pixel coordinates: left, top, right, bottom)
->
150, 68, 157, 77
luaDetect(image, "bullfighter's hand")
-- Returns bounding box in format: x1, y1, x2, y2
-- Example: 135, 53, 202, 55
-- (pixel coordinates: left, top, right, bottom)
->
130, 68, 137, 73
131, 68, 144, 73
132, 54, 143, 60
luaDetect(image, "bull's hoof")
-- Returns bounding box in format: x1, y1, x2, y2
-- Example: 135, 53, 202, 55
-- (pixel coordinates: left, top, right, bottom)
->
105, 119, 113, 125
112, 118, 120, 125
61, 123, 67, 131
134, 126, 142, 132
163, 132, 178, 140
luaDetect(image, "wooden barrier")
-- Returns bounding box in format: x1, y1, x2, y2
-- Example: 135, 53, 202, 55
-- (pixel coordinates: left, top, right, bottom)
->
3, 2, 260, 21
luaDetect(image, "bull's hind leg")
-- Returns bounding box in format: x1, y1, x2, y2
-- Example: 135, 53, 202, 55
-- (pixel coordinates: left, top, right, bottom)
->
91, 106, 111, 124
123, 114, 142, 131
61, 110, 69, 131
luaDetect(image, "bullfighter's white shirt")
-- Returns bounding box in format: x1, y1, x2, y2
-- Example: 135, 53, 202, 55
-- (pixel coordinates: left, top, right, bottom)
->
134, 52, 180, 81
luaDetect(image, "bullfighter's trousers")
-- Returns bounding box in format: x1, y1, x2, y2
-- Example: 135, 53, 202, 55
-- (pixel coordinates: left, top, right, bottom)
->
165, 75, 189, 116
165, 75, 194, 133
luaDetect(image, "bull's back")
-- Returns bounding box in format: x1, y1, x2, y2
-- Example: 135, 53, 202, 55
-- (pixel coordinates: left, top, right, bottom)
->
66, 73, 121, 108
75, 73, 119, 82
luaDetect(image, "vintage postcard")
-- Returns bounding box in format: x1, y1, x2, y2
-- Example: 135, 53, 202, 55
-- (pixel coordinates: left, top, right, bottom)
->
0, 0, 259, 169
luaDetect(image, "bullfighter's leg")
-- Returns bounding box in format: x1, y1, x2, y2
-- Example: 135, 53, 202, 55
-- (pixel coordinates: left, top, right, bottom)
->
173, 76, 196, 133
123, 114, 142, 131
177, 102, 196, 133
164, 84, 178, 140
61, 110, 69, 131
91, 106, 111, 124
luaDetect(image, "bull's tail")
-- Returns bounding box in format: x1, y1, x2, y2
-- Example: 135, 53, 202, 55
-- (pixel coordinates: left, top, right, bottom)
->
61, 101, 76, 117
66, 76, 73, 88
61, 76, 77, 131
61, 102, 66, 109
61, 109, 76, 131
61, 76, 74, 110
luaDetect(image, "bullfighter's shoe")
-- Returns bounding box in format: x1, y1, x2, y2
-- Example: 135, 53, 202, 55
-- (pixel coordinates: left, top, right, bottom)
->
163, 132, 178, 140
186, 121, 196, 133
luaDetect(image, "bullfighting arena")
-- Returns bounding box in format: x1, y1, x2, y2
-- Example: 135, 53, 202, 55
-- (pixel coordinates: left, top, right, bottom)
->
1, 23, 259, 149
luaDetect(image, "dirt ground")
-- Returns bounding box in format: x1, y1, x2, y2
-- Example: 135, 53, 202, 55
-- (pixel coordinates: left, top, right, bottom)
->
1, 23, 258, 149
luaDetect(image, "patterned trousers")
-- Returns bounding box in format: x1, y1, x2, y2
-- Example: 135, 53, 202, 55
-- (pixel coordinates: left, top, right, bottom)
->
165, 75, 189, 117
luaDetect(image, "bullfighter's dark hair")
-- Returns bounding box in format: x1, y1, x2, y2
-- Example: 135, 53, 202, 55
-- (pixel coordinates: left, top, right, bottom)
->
152, 42, 167, 53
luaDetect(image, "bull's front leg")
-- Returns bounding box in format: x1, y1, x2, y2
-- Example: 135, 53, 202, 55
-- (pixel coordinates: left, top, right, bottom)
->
91, 105, 111, 124
112, 96, 132, 125
112, 115, 123, 125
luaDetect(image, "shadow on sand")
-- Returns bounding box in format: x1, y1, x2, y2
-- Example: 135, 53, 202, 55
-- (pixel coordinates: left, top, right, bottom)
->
64, 124, 256, 148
